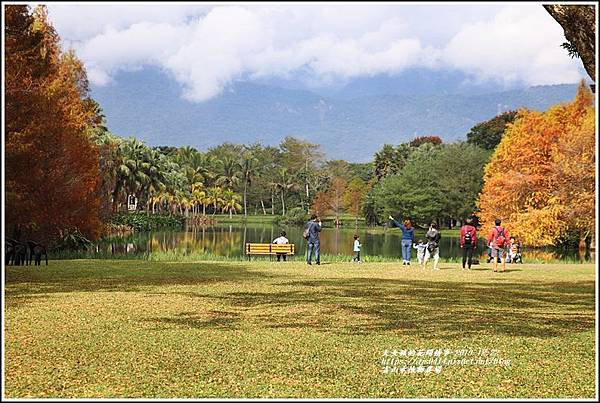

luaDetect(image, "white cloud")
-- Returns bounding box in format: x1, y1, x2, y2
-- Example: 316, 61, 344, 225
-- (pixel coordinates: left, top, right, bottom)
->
44, 4, 208, 41
76, 22, 192, 84
43, 3, 585, 102
442, 5, 582, 86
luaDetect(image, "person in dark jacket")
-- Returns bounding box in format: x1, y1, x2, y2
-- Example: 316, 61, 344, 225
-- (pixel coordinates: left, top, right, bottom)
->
305, 214, 322, 265
424, 222, 442, 270
459, 218, 477, 270
389, 215, 415, 265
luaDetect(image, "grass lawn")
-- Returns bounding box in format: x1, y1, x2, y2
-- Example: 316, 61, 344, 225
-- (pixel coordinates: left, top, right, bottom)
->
4, 259, 596, 398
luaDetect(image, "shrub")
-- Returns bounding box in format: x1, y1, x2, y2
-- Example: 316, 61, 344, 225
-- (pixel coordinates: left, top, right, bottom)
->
273, 207, 308, 226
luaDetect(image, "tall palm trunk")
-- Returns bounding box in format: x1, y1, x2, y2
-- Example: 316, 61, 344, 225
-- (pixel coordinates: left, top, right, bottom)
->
243, 175, 248, 217
281, 190, 286, 216
271, 192, 275, 215
260, 199, 266, 215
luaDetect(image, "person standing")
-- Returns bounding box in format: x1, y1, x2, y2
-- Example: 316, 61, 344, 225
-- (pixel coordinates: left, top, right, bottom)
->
272, 231, 290, 262
305, 214, 322, 265
388, 215, 415, 265
423, 222, 441, 270
352, 234, 361, 263
487, 218, 510, 272
459, 218, 477, 270
413, 239, 427, 269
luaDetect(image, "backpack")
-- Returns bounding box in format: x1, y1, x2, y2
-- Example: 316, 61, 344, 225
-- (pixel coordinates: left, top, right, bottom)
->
426, 229, 438, 252
303, 225, 310, 240
495, 227, 506, 248
427, 241, 437, 253
464, 228, 474, 245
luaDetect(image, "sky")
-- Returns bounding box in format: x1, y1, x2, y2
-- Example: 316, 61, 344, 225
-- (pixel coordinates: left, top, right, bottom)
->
36, 2, 587, 102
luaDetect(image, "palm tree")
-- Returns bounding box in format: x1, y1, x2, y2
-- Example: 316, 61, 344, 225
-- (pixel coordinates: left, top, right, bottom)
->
221, 190, 242, 218
148, 191, 166, 214
111, 138, 168, 213
174, 190, 192, 216
238, 149, 258, 217
113, 138, 147, 211
206, 186, 224, 215
194, 153, 217, 187
200, 193, 211, 215
91, 128, 122, 217
274, 167, 295, 216
215, 156, 241, 190
175, 146, 199, 165
190, 182, 205, 215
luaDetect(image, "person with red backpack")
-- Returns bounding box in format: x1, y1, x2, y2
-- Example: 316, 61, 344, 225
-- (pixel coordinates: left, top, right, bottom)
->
487, 218, 510, 272
459, 217, 477, 270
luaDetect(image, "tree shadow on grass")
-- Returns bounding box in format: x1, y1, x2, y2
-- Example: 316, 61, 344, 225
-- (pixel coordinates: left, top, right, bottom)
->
4, 262, 274, 305
146, 277, 594, 339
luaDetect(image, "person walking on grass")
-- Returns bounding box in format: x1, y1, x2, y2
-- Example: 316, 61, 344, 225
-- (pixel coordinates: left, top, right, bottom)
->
459, 217, 477, 270
423, 222, 441, 270
487, 218, 510, 272
388, 215, 415, 265
272, 230, 289, 262
413, 239, 427, 269
304, 214, 322, 265
352, 234, 362, 263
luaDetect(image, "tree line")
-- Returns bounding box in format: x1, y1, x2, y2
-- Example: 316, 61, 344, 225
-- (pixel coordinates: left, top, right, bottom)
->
6, 5, 594, 250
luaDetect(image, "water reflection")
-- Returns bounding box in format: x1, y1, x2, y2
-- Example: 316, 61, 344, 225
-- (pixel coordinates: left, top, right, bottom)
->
96, 224, 592, 263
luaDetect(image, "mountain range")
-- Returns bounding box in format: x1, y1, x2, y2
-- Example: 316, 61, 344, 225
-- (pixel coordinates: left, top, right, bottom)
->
90, 68, 579, 162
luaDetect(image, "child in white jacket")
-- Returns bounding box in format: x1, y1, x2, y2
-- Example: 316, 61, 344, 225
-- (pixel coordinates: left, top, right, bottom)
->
413, 239, 427, 268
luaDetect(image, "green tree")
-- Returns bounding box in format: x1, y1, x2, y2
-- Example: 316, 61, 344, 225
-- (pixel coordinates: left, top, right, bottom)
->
435, 142, 491, 226
215, 155, 241, 190
466, 111, 518, 150
373, 143, 412, 180
372, 144, 445, 226
324, 160, 352, 180
372, 142, 489, 227
348, 162, 374, 183
273, 167, 295, 216
280, 136, 323, 203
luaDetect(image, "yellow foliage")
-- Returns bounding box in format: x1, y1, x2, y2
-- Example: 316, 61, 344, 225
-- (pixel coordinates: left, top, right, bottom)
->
477, 80, 595, 247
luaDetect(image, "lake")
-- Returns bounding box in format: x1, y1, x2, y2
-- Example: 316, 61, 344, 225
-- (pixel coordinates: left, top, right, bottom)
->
95, 224, 593, 263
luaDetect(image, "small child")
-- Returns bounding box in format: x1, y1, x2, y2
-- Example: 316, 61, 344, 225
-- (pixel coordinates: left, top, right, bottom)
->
272, 231, 289, 262
509, 236, 522, 263
352, 234, 361, 263
413, 239, 427, 268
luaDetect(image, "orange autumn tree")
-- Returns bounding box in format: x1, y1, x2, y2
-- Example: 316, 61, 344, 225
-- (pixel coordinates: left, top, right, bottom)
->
5, 5, 103, 243
547, 102, 595, 248
311, 177, 347, 223
477, 80, 595, 247
343, 177, 367, 228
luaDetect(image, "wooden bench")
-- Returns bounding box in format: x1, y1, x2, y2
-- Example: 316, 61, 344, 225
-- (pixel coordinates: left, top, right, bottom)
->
245, 243, 295, 260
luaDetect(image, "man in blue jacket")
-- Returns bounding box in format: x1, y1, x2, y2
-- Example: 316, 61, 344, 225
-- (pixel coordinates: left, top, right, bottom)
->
305, 214, 322, 265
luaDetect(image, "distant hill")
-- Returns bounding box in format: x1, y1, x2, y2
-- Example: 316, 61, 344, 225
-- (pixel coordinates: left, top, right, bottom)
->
91, 68, 579, 162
